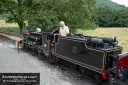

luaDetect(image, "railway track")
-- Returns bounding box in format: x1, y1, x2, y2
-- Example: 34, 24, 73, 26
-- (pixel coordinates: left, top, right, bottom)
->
0, 32, 23, 41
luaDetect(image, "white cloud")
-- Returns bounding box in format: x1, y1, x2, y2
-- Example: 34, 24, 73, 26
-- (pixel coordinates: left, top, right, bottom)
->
111, 0, 128, 7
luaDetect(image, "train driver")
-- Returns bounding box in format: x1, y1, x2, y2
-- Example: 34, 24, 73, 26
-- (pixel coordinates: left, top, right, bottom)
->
54, 21, 69, 36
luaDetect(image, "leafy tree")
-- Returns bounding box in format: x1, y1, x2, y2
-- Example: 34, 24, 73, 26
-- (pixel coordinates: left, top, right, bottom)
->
57, 0, 97, 32
115, 8, 128, 27
0, 0, 97, 33
0, 0, 40, 34
27, 0, 61, 31
94, 6, 117, 27
28, 0, 97, 33
27, 9, 59, 31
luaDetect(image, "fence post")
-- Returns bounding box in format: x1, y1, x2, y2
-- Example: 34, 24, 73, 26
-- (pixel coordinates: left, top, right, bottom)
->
15, 41, 18, 49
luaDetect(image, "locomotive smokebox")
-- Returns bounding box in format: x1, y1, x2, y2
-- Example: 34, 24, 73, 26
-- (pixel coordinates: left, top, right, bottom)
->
91, 38, 103, 45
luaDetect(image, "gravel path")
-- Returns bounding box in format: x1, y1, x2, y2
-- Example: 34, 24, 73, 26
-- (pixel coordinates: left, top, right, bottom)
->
0, 39, 112, 85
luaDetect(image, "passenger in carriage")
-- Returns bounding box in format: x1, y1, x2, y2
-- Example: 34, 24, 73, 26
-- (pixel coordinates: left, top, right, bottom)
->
54, 21, 69, 36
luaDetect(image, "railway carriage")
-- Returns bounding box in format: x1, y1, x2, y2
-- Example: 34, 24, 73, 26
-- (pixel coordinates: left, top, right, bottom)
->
113, 53, 128, 85
21, 29, 128, 83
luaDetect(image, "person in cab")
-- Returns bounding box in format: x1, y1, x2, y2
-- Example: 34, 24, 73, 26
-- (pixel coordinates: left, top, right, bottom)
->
54, 21, 69, 36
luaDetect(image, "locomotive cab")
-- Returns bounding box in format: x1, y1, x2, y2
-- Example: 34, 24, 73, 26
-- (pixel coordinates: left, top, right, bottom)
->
41, 29, 59, 55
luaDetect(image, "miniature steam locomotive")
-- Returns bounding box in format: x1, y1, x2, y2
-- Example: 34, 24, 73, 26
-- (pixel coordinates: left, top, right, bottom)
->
20, 29, 128, 84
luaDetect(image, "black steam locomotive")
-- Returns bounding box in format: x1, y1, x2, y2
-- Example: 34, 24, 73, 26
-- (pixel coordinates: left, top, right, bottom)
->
20, 29, 128, 84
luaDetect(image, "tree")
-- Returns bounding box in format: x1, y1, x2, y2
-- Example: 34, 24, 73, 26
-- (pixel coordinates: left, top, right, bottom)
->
27, 0, 61, 31
57, 0, 97, 32
94, 6, 117, 27
115, 8, 128, 27
0, 0, 40, 34
28, 0, 97, 33
0, 0, 97, 34
94, 6, 128, 27
27, 9, 59, 31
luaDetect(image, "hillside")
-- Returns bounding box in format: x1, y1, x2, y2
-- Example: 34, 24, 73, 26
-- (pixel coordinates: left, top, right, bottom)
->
96, 0, 127, 9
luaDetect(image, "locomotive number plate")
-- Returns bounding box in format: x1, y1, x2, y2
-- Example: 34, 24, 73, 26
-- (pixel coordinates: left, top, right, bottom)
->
72, 46, 77, 53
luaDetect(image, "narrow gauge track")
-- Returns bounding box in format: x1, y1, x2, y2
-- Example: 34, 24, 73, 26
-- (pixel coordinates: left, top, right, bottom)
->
0, 32, 23, 41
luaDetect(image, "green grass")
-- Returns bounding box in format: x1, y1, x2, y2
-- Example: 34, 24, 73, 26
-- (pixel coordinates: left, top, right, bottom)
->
0, 20, 18, 27
0, 20, 20, 34
77, 27, 128, 53
0, 27, 20, 34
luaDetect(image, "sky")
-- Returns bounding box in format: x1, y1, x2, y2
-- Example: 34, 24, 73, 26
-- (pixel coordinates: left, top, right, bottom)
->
111, 0, 128, 7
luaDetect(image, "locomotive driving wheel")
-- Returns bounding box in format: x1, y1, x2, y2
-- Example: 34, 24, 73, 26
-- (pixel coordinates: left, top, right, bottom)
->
49, 52, 57, 64
79, 66, 85, 74
94, 73, 102, 81
69, 63, 77, 70
94, 74, 100, 81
